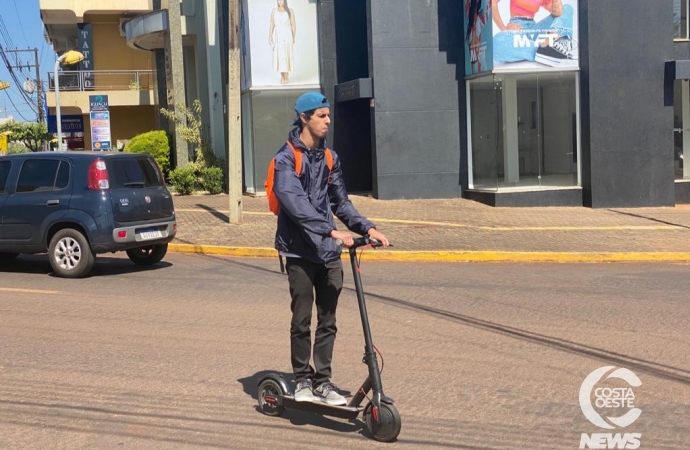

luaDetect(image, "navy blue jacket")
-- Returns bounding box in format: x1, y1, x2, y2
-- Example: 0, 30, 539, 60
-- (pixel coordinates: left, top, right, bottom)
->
273, 128, 375, 264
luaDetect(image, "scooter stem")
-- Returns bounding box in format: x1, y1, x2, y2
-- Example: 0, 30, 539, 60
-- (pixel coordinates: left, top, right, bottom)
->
350, 246, 384, 397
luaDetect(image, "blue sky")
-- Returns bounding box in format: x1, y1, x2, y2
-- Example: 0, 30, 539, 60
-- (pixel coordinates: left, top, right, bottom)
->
0, 1, 55, 122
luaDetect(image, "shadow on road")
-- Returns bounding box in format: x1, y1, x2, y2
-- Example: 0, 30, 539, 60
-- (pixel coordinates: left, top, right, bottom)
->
0, 254, 172, 278
238, 371, 365, 437
607, 209, 690, 230
196, 203, 230, 223
238, 370, 294, 401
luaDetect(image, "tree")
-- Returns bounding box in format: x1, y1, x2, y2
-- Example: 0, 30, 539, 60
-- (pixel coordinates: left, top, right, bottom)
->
160, 100, 223, 169
0, 121, 51, 152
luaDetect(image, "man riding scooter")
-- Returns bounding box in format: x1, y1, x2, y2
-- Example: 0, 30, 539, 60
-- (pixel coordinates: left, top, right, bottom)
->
269, 92, 389, 405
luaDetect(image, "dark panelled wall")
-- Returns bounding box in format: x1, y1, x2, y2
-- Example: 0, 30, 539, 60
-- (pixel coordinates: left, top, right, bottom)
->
334, 0, 368, 82
317, 0, 337, 136
368, 0, 464, 199
332, 0, 373, 193
580, 0, 675, 207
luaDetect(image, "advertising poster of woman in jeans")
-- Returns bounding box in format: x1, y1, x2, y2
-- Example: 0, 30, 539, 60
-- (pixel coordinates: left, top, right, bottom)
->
491, 0, 579, 70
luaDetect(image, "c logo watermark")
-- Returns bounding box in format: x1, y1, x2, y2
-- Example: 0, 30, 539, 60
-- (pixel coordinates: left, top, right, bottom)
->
579, 366, 642, 430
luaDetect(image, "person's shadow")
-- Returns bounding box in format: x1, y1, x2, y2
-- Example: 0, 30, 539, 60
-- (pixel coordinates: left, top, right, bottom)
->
238, 370, 367, 436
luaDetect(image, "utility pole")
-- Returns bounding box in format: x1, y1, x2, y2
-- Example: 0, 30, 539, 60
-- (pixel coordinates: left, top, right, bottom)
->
164, 0, 189, 168
4, 48, 44, 123
228, 0, 243, 224
34, 48, 44, 124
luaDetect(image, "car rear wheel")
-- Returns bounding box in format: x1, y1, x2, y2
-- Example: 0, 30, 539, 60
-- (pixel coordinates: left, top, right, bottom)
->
48, 229, 95, 278
126, 244, 168, 266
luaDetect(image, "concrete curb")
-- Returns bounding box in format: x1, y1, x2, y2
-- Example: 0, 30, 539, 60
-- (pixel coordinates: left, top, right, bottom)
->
168, 244, 690, 263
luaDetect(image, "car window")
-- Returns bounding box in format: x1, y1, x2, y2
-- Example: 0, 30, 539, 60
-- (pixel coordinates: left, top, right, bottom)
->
16, 159, 60, 193
0, 160, 10, 194
55, 161, 71, 190
109, 157, 163, 188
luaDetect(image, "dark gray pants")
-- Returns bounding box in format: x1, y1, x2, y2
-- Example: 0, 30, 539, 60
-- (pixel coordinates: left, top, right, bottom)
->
286, 257, 343, 386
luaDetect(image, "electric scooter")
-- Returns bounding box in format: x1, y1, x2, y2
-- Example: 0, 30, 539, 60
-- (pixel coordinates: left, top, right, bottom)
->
257, 237, 401, 442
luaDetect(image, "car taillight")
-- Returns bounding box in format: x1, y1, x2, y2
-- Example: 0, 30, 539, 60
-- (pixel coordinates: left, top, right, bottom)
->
88, 159, 110, 190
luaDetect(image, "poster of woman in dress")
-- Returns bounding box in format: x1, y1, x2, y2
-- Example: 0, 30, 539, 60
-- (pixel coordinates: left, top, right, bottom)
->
269, 0, 296, 84
243, 0, 320, 88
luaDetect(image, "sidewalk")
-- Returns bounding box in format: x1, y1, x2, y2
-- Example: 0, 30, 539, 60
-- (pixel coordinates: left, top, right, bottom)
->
169, 194, 690, 262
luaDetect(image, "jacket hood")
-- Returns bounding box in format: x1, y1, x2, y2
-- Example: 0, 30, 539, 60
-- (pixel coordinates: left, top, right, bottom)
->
288, 127, 327, 152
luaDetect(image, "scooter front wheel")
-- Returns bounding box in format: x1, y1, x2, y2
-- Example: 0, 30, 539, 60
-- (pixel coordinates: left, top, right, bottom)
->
258, 379, 286, 417
365, 402, 401, 442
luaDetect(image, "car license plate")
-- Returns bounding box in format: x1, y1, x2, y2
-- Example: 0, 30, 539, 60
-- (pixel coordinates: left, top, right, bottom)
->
140, 229, 163, 240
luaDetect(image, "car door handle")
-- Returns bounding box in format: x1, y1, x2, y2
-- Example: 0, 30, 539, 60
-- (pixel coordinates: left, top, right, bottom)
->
46, 200, 60, 206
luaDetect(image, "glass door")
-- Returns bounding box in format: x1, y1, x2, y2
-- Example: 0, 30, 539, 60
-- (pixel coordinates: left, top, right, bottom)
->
674, 79, 690, 180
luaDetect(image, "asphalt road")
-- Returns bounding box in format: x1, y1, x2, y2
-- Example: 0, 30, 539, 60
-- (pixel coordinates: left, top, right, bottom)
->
0, 253, 688, 449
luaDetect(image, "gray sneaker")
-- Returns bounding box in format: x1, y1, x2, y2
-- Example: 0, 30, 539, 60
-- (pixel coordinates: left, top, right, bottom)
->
313, 382, 347, 406
294, 379, 314, 402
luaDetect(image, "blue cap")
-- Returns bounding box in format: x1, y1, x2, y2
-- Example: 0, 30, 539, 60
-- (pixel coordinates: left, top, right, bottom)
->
292, 92, 330, 126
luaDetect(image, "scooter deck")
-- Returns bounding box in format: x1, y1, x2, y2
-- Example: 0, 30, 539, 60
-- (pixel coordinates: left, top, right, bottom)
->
279, 395, 365, 420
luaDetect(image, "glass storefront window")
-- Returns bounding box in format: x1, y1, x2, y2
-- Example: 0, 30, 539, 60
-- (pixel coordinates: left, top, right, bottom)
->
675, 0, 689, 40
468, 72, 580, 191
673, 79, 690, 180
468, 76, 501, 190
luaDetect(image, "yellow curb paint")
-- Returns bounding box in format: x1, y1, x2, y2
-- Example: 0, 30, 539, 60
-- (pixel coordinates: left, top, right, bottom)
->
168, 244, 690, 263
174, 209, 681, 231
0, 287, 60, 295
352, 251, 690, 263
176, 209, 270, 216
169, 244, 277, 258
474, 225, 678, 231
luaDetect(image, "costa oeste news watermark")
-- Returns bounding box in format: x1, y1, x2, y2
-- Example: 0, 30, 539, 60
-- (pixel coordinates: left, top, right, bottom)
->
579, 366, 642, 449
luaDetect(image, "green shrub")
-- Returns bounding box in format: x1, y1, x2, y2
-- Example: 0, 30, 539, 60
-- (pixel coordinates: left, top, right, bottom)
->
200, 166, 224, 195
7, 144, 31, 154
169, 165, 197, 195
124, 130, 171, 177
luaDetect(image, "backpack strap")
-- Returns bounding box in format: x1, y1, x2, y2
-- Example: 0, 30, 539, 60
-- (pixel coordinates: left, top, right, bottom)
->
324, 149, 334, 184
324, 149, 333, 171
286, 141, 334, 180
286, 141, 303, 176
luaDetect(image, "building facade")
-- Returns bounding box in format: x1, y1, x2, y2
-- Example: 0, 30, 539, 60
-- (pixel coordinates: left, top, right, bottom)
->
306, 0, 690, 207
41, 0, 690, 208
40, 0, 158, 151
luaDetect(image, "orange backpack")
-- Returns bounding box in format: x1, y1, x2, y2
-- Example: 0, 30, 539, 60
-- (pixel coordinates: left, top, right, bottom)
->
266, 141, 334, 215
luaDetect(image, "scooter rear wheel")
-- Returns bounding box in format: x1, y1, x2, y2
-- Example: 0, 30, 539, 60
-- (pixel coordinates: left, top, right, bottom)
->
258, 379, 286, 417
365, 403, 401, 442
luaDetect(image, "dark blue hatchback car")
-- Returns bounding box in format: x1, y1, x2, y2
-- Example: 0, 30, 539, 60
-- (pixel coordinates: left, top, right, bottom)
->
0, 152, 176, 277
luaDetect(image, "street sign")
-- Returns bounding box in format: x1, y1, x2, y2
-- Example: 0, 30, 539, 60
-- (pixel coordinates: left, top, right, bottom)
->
89, 95, 111, 150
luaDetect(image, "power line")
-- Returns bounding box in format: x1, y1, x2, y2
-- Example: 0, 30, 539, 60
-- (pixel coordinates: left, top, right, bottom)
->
0, 49, 37, 108
0, 48, 39, 119
11, 0, 30, 48
0, 16, 34, 81
0, 39, 39, 111
2, 89, 30, 121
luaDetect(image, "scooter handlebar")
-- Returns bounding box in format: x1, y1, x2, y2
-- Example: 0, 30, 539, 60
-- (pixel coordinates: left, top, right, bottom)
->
335, 236, 391, 249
